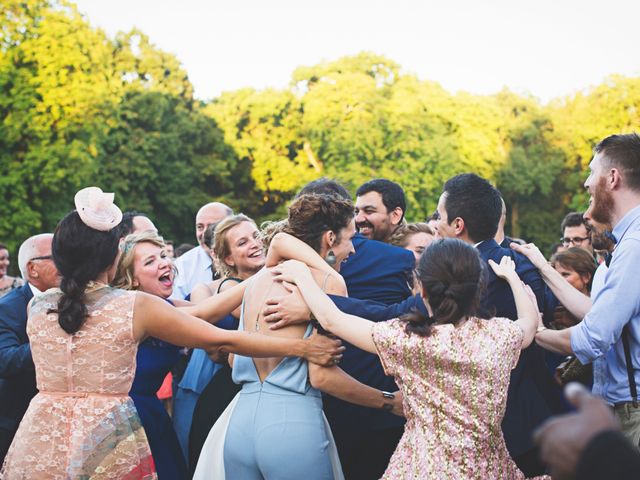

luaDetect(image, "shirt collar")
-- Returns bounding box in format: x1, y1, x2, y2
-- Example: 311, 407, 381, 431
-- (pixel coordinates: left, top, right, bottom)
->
28, 282, 43, 297
612, 204, 640, 244
196, 245, 213, 271
474, 239, 498, 252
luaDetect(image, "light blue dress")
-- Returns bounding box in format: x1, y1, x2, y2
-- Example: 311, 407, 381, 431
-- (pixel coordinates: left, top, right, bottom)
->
222, 305, 335, 479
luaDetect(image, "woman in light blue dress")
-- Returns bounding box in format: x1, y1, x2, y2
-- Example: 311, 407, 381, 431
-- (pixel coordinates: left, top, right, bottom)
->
194, 194, 403, 480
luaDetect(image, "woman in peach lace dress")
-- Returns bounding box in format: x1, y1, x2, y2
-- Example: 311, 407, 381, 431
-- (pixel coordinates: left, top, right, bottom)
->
275, 238, 550, 479
0, 188, 341, 480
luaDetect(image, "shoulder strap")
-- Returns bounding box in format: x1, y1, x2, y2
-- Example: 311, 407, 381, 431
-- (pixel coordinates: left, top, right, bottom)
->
622, 325, 638, 407
216, 277, 242, 294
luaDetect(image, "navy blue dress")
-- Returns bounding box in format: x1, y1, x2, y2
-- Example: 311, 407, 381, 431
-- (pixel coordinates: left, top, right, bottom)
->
130, 302, 186, 479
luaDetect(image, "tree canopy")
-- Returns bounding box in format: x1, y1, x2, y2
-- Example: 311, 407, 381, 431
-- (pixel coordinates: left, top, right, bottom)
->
1, 1, 639, 260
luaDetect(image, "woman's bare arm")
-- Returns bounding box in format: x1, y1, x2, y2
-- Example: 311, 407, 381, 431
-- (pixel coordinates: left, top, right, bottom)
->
134, 292, 343, 365
178, 280, 246, 323
272, 261, 377, 353
489, 257, 540, 349
190, 281, 218, 304
267, 232, 336, 277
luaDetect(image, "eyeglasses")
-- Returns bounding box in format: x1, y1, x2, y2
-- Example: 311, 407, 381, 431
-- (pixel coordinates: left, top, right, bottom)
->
29, 255, 52, 262
560, 236, 590, 246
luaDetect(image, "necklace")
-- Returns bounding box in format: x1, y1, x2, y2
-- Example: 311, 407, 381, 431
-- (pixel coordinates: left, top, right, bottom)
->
85, 281, 109, 293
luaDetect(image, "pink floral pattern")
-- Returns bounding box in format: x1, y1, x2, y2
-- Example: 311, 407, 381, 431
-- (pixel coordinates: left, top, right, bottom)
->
1, 287, 156, 479
372, 317, 549, 480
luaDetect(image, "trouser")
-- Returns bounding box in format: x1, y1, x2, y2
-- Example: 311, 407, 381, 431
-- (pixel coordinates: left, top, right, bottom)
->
613, 402, 640, 448
512, 447, 546, 477
224, 389, 333, 480
332, 427, 403, 480
0, 427, 16, 466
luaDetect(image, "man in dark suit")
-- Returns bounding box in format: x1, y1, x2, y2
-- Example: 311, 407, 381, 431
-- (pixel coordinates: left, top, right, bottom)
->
435, 173, 564, 476
0, 233, 58, 463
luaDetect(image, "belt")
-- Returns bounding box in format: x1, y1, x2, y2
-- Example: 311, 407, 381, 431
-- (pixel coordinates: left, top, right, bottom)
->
613, 401, 640, 409
40, 391, 128, 399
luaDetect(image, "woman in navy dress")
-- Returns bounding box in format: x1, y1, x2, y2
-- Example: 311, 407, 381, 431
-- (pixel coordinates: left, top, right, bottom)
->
112, 231, 188, 479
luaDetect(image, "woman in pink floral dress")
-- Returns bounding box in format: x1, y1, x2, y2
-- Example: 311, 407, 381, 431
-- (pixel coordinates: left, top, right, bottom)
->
274, 238, 550, 479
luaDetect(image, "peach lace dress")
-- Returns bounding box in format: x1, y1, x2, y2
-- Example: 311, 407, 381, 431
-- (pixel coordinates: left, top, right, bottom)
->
372, 317, 549, 480
0, 287, 156, 479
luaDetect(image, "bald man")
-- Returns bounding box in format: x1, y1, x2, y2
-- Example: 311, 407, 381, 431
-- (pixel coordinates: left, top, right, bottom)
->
171, 202, 232, 300
0, 234, 59, 463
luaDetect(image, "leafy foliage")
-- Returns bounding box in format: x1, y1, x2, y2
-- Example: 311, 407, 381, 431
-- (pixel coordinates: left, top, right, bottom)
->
1, 1, 639, 260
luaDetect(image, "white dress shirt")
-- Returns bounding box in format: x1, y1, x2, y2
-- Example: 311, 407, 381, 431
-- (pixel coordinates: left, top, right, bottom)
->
171, 246, 214, 300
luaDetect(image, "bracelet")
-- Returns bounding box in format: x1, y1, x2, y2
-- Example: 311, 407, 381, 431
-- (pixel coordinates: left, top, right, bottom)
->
381, 390, 395, 411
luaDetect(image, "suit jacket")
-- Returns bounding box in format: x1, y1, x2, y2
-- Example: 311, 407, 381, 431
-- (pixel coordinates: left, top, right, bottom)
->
330, 293, 428, 321
0, 283, 37, 435
322, 235, 414, 434
340, 234, 414, 305
477, 239, 565, 456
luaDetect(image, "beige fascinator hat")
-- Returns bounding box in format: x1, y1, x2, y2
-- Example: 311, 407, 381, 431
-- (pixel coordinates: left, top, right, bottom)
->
74, 187, 123, 232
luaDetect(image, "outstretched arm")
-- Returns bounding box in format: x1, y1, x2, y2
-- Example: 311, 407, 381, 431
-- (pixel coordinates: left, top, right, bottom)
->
272, 260, 377, 354
178, 280, 246, 323
134, 292, 344, 366
511, 242, 592, 319
489, 256, 542, 349
267, 232, 336, 277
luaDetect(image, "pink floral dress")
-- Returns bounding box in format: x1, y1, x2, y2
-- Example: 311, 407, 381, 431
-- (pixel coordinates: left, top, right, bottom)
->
0, 287, 156, 479
372, 317, 549, 480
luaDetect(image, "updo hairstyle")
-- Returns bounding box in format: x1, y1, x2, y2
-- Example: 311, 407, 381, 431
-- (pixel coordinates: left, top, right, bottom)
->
402, 238, 487, 336
283, 194, 355, 253
49, 211, 120, 334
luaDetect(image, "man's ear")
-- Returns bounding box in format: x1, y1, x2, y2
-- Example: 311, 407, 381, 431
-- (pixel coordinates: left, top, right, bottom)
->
453, 217, 466, 237
610, 168, 623, 190
390, 207, 404, 227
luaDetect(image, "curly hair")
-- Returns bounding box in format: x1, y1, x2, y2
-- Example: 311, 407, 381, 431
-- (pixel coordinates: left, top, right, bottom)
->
282, 194, 355, 252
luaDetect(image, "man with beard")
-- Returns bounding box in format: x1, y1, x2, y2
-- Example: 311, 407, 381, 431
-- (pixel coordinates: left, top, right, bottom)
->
342, 178, 415, 305
533, 133, 640, 446
291, 177, 414, 480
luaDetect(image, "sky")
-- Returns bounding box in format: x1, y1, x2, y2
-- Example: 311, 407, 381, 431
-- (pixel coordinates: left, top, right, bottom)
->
74, 0, 639, 103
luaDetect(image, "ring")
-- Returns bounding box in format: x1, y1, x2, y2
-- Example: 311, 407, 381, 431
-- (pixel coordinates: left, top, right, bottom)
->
332, 358, 340, 365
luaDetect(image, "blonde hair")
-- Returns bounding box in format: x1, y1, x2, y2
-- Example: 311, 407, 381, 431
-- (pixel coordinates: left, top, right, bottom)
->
112, 231, 169, 291
389, 222, 435, 248
258, 219, 288, 251
210, 214, 258, 278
